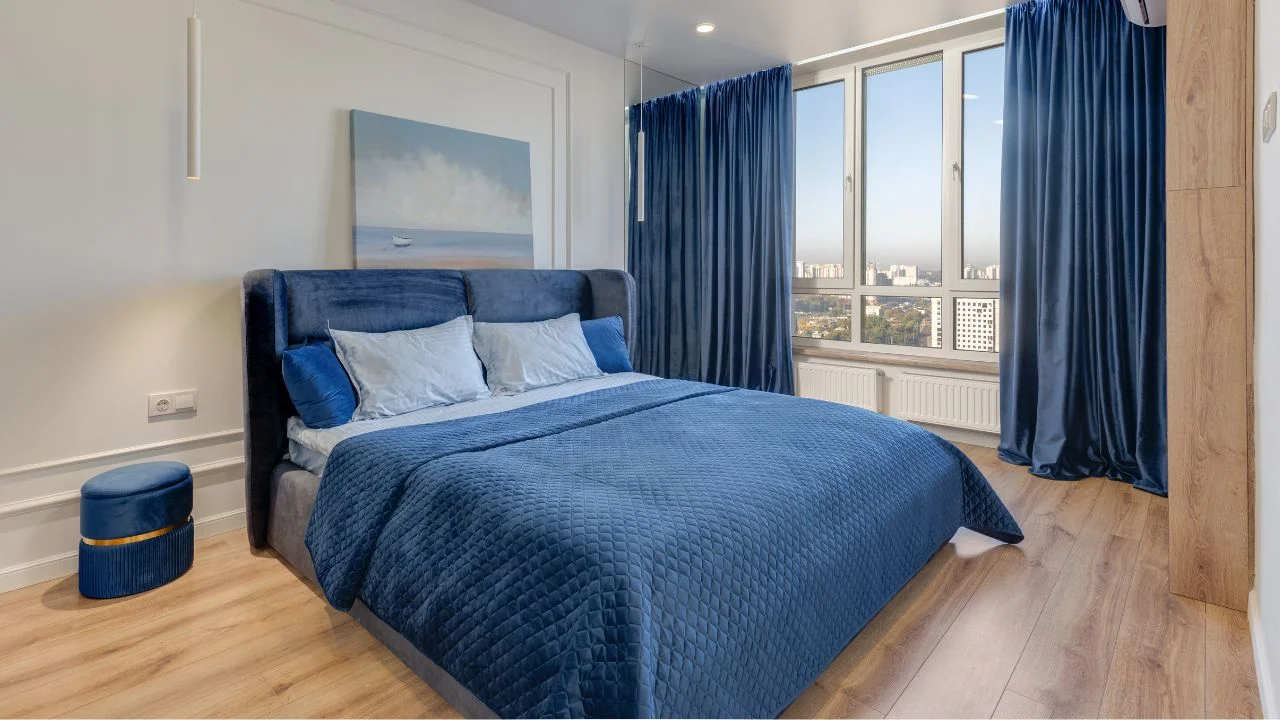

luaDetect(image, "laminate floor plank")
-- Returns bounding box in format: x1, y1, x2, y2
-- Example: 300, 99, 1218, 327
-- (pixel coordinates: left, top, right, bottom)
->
1205, 602, 1263, 719
1005, 481, 1152, 717
1098, 499, 1206, 719
884, 477, 1106, 718
783, 682, 885, 719
991, 689, 1053, 719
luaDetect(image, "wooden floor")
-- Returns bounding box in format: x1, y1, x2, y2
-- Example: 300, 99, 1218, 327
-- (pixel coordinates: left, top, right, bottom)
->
0, 444, 1261, 718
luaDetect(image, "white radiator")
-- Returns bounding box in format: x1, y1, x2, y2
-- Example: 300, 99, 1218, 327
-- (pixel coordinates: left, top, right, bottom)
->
897, 372, 1000, 433
795, 362, 880, 412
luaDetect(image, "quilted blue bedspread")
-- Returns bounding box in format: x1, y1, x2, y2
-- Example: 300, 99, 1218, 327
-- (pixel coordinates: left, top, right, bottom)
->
305, 379, 1022, 718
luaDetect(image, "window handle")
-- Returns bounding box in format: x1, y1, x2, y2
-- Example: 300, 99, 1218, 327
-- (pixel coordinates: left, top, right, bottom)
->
952, 161, 961, 180
846, 174, 852, 192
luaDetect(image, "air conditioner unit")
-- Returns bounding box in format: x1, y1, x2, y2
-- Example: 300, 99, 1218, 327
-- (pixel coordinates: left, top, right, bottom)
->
1118, 0, 1167, 27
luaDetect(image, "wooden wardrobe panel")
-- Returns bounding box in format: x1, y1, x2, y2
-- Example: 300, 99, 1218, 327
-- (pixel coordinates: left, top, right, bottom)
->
1166, 186, 1251, 611
1167, 0, 1250, 190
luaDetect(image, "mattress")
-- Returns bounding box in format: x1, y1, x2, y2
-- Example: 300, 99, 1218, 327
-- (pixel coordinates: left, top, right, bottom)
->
286, 372, 656, 475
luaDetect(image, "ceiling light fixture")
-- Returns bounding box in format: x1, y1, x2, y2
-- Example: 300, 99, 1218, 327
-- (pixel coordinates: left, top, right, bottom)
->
963, 93, 979, 100
695, 22, 716, 34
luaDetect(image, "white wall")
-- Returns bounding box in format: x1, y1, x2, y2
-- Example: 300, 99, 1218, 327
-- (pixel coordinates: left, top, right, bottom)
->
1254, 0, 1279, 714
0, 0, 624, 591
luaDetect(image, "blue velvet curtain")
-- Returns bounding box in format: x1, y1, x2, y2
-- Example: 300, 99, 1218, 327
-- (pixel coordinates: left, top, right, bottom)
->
627, 66, 795, 394
628, 88, 704, 381
701, 66, 796, 394
998, 0, 1168, 494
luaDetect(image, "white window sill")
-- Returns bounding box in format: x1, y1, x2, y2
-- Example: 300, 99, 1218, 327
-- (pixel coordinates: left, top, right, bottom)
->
793, 345, 999, 376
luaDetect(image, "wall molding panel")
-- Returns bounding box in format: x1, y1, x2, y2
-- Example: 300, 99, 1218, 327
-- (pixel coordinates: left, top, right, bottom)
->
239, 0, 572, 269
0, 457, 244, 521
0, 0, 623, 594
0, 429, 243, 481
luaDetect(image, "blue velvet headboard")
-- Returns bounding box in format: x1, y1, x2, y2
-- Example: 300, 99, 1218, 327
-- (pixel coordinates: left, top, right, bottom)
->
241, 268, 637, 548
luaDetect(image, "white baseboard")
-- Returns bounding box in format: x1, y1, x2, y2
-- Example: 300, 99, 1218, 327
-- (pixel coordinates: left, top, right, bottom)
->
1251, 589, 1277, 719
0, 508, 246, 595
920, 422, 1000, 449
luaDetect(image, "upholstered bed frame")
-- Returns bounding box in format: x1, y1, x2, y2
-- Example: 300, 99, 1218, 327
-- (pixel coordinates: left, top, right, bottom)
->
240, 268, 636, 717
241, 268, 636, 547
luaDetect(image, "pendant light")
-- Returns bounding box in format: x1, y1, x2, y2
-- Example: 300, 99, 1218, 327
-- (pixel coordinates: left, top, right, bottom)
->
187, 0, 202, 181
635, 41, 647, 223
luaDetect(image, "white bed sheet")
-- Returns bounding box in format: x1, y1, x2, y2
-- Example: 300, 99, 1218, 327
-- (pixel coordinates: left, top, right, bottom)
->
287, 372, 657, 476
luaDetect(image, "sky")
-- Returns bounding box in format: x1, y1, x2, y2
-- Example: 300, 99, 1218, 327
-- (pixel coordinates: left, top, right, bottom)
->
794, 46, 1004, 273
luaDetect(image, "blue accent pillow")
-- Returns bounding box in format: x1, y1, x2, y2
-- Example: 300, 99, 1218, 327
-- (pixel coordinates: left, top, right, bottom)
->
580, 316, 633, 373
281, 344, 357, 429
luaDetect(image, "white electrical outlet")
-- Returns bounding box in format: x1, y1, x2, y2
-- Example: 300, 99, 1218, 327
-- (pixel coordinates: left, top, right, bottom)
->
149, 390, 198, 418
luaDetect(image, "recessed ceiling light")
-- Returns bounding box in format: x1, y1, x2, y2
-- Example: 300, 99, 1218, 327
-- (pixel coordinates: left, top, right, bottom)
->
695, 22, 715, 34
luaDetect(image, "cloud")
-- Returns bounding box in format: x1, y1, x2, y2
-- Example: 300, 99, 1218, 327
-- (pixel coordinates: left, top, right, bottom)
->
355, 148, 533, 234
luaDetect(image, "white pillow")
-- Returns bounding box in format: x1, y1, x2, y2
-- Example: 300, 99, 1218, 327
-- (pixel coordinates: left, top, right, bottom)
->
330, 316, 490, 420
472, 313, 604, 395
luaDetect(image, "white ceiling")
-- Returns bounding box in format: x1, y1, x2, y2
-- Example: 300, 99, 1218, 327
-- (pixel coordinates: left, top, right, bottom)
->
463, 0, 1009, 86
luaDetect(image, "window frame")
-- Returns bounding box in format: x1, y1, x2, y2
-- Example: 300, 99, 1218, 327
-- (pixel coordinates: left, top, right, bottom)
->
791, 28, 1003, 362
791, 78, 854, 291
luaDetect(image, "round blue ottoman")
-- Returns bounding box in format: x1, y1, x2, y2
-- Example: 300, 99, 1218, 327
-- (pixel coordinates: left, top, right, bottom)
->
78, 460, 194, 599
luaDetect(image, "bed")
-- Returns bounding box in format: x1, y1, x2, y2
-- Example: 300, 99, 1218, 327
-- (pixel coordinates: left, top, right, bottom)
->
242, 268, 1022, 719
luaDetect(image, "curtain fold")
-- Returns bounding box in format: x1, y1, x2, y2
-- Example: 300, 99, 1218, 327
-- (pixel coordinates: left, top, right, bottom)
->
999, 0, 1167, 494
701, 66, 796, 394
627, 89, 703, 381
627, 66, 795, 394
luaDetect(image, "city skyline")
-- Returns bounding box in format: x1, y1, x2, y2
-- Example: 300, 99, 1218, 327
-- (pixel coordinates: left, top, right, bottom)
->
793, 288, 1000, 353
793, 260, 999, 285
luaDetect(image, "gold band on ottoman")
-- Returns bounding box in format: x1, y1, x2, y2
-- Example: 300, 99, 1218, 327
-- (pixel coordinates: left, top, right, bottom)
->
82, 517, 192, 546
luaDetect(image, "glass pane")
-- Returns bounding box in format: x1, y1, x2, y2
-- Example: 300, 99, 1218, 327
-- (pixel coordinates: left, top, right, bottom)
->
863, 56, 943, 287
794, 82, 846, 280
954, 297, 1000, 352
861, 296, 941, 348
793, 294, 852, 341
962, 46, 1005, 280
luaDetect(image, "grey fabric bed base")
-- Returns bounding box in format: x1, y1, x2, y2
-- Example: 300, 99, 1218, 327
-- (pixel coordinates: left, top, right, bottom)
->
266, 462, 498, 719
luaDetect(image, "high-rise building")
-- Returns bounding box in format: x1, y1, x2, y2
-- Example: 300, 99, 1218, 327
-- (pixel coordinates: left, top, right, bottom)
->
984, 264, 1001, 280
864, 262, 891, 286
955, 297, 997, 352
930, 297, 942, 348
888, 264, 919, 286
797, 261, 844, 279
963, 263, 976, 280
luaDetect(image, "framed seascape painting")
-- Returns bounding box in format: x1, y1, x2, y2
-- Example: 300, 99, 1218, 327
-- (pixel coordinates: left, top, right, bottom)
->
351, 109, 534, 269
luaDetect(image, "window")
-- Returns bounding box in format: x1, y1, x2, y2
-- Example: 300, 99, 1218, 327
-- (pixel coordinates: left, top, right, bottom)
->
793, 294, 852, 341
794, 82, 847, 281
863, 54, 943, 287
862, 296, 942, 348
954, 297, 999, 352
791, 29, 1002, 360
962, 46, 1005, 280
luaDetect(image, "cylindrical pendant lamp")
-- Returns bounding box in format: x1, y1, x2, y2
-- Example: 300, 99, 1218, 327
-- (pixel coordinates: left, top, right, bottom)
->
186, 4, 202, 181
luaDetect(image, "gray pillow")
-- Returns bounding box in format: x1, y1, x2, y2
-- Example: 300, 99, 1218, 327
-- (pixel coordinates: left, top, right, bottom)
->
330, 316, 490, 420
472, 313, 604, 395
